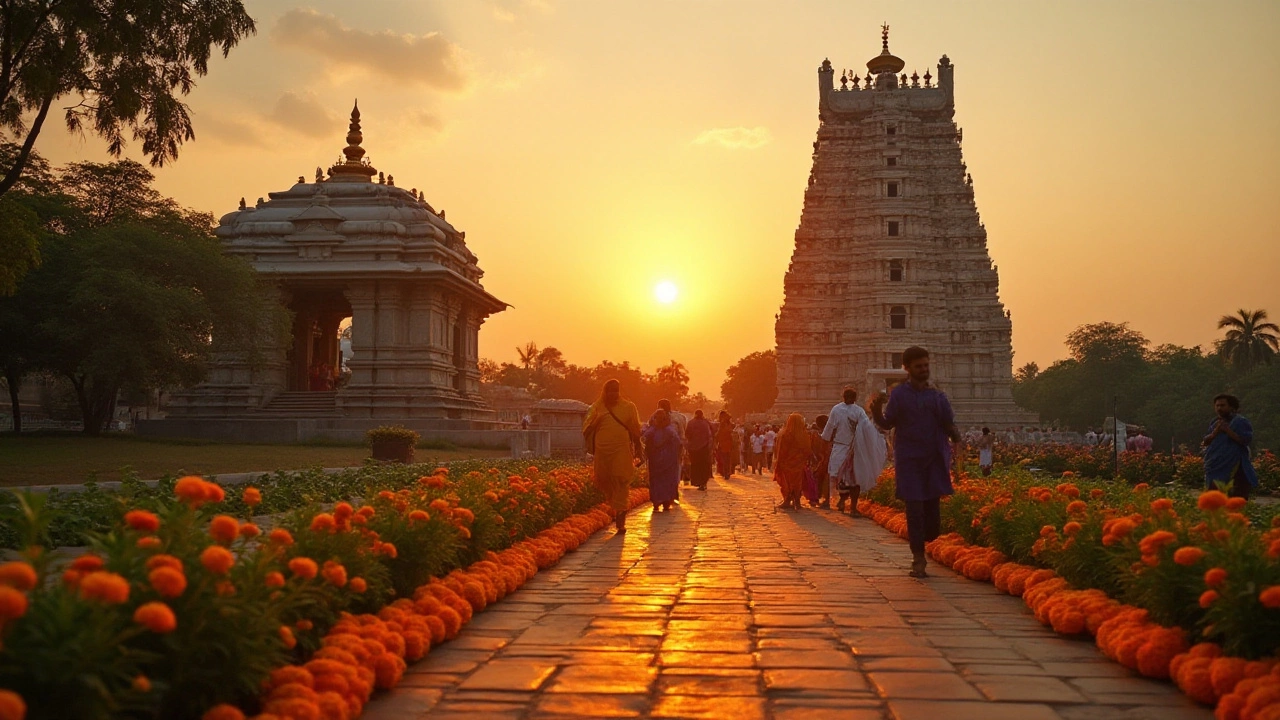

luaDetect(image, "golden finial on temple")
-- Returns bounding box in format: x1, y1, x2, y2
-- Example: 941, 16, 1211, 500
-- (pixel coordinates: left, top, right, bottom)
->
881, 23, 890, 51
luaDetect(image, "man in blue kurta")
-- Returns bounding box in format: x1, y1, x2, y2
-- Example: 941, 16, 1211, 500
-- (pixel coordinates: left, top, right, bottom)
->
1202, 393, 1258, 500
871, 346, 963, 578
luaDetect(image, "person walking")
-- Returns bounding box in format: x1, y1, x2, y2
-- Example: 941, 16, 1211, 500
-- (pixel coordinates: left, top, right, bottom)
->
715, 410, 736, 479
583, 379, 643, 533
750, 427, 765, 474
976, 427, 996, 477
658, 399, 688, 486
643, 408, 684, 512
686, 409, 714, 491
871, 347, 962, 578
763, 424, 778, 472
1202, 393, 1257, 500
773, 413, 812, 510
811, 415, 832, 508
822, 388, 887, 515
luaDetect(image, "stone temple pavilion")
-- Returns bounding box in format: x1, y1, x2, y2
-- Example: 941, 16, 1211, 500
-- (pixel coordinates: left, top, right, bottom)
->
773, 27, 1037, 428
146, 103, 519, 445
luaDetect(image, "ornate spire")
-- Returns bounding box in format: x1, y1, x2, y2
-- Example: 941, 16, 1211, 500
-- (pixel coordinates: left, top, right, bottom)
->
867, 23, 906, 77
328, 100, 378, 182
882, 23, 890, 52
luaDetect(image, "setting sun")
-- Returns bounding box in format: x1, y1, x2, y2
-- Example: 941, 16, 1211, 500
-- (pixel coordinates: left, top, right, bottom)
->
654, 280, 679, 304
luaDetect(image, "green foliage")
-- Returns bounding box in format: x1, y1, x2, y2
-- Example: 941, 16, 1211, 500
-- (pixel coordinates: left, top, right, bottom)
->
720, 350, 777, 417
1217, 309, 1280, 374
484, 342, 694, 411
1013, 319, 1278, 450
0, 0, 256, 200
364, 425, 420, 446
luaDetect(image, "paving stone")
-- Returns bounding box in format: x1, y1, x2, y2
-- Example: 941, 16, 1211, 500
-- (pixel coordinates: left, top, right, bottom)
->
888, 700, 1064, 720
968, 675, 1088, 703
355, 474, 1210, 720
869, 671, 982, 700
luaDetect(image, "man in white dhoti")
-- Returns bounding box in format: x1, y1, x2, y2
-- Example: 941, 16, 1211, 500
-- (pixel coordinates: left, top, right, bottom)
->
820, 388, 888, 515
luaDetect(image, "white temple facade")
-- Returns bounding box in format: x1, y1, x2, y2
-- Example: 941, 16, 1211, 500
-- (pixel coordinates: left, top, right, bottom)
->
773, 28, 1036, 428
164, 103, 507, 427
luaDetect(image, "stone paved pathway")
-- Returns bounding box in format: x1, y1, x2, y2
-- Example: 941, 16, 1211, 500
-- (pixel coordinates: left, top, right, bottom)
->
364, 474, 1212, 720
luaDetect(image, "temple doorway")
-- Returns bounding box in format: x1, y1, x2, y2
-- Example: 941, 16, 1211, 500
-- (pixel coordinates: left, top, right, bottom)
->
285, 289, 353, 392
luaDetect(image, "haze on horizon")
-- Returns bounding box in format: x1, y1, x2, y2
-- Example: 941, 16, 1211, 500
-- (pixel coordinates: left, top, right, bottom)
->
32, 0, 1279, 396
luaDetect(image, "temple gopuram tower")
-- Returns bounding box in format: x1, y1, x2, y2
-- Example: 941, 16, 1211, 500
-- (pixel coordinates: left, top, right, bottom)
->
774, 27, 1035, 427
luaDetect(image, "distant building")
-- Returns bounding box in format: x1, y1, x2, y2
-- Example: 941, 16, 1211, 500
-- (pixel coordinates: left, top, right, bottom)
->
149, 102, 511, 442
774, 27, 1036, 428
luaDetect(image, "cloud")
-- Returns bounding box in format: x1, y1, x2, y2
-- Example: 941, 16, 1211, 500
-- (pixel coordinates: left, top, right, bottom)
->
195, 113, 268, 148
272, 9, 470, 91
412, 110, 444, 132
692, 126, 772, 150
268, 91, 341, 138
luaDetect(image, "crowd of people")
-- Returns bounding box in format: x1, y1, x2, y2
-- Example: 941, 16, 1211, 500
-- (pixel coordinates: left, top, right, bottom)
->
582, 346, 1263, 577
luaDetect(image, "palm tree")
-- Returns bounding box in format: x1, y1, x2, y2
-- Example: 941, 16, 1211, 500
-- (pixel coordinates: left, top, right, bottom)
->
1217, 309, 1280, 372
515, 342, 539, 371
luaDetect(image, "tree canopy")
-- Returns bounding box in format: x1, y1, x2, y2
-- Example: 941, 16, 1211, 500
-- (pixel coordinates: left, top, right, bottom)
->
1217, 309, 1279, 373
720, 350, 777, 417
0, 159, 279, 434
482, 347, 697, 415
1014, 319, 1275, 450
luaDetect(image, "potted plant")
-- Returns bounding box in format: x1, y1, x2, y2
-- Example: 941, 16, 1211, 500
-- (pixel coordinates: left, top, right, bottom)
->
366, 425, 419, 464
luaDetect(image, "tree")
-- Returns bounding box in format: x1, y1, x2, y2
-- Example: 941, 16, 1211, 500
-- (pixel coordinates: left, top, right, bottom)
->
654, 360, 690, 407
1014, 361, 1039, 383
720, 350, 777, 417
1065, 322, 1149, 364
1217, 309, 1279, 373
0, 0, 256, 201
516, 342, 539, 371
4, 160, 278, 434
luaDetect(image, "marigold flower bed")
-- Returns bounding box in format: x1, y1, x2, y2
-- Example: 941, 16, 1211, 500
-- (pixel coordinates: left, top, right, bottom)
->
0, 461, 648, 720
859, 467, 1280, 718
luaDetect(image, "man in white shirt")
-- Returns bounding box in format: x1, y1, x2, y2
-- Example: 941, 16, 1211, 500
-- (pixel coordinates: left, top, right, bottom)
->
820, 388, 887, 514
750, 430, 765, 473
1084, 428, 1098, 445
763, 425, 777, 471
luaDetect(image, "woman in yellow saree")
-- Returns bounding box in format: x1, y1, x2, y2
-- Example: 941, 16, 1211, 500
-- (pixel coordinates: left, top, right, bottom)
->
583, 379, 643, 533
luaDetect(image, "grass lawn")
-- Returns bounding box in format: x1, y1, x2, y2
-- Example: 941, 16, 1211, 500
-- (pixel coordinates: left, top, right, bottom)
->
0, 434, 510, 487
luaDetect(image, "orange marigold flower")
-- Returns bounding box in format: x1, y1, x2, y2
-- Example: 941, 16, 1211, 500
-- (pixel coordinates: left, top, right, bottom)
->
1150, 498, 1174, 513
1226, 497, 1247, 511
238, 523, 261, 539
133, 602, 177, 633
279, 625, 297, 649
1200, 590, 1220, 608
1039, 525, 1057, 538
1133, 483, 1150, 492
146, 554, 183, 572
0, 586, 28, 621
208, 515, 240, 545
200, 546, 235, 575
296, 619, 313, 631
1138, 530, 1177, 555
429, 499, 450, 512
242, 487, 262, 508
380, 543, 398, 559
265, 571, 286, 588
124, 510, 161, 533
148, 567, 187, 598
1063, 522, 1082, 536
1173, 546, 1206, 566
349, 577, 368, 593
356, 506, 375, 518
1090, 488, 1105, 499
70, 555, 104, 572
1260, 586, 1280, 609
203, 482, 226, 504
1066, 501, 1087, 515
269, 528, 295, 546
136, 536, 162, 550
1205, 568, 1228, 587
215, 580, 236, 597
0, 562, 38, 592
310, 513, 336, 533
288, 557, 318, 580
79, 571, 130, 604
1268, 539, 1280, 559
321, 562, 348, 588
175, 476, 209, 506
1198, 490, 1229, 512
333, 502, 354, 520
0, 690, 27, 720
200, 704, 245, 720
132, 675, 152, 693
408, 509, 429, 522
454, 508, 475, 525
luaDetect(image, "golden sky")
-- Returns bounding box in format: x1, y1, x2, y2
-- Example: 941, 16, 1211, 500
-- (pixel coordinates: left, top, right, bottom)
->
35, 0, 1280, 396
